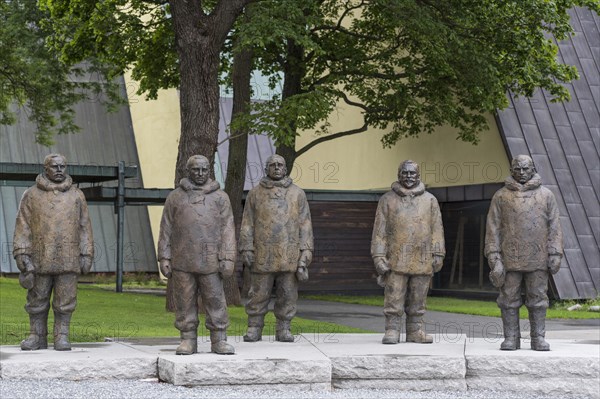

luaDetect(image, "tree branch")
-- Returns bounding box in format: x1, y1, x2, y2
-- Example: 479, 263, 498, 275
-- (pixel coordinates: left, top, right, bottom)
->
338, 91, 369, 112
210, 0, 254, 46
217, 130, 248, 146
296, 122, 368, 158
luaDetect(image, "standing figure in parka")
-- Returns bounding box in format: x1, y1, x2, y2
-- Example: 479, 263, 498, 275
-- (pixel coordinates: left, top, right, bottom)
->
13, 153, 94, 351
485, 154, 563, 351
371, 160, 445, 344
239, 154, 314, 342
158, 155, 236, 355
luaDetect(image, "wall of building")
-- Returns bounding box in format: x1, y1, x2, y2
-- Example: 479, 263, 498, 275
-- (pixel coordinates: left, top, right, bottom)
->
125, 76, 180, 251
294, 106, 511, 190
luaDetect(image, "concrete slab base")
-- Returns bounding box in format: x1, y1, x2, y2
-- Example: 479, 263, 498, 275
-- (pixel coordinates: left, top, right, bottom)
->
156, 336, 331, 389
1, 334, 598, 398
0, 342, 157, 380
316, 334, 467, 391
465, 338, 600, 398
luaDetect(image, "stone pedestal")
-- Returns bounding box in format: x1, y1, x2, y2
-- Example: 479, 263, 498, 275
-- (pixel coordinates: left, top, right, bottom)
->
157, 336, 331, 390
314, 334, 467, 391
465, 339, 600, 398
1, 334, 598, 398
0, 342, 156, 380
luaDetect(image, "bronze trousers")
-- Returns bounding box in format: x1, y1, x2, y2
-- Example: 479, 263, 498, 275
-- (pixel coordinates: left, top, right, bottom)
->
497, 270, 549, 309
383, 272, 431, 318
172, 271, 229, 333
246, 272, 298, 322
25, 273, 77, 316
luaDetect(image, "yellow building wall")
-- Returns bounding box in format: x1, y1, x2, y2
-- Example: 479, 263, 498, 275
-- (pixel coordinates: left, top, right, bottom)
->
293, 106, 510, 190
125, 73, 180, 252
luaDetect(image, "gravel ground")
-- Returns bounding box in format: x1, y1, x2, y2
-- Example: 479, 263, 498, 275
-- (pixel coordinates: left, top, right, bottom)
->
0, 380, 592, 399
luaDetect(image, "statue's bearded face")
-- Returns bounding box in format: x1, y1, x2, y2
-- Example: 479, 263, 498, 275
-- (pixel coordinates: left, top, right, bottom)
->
399, 163, 419, 189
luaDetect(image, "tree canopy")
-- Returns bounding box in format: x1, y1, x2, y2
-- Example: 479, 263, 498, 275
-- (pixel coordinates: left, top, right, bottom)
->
226, 0, 599, 167
0, 0, 118, 145
35, 0, 600, 163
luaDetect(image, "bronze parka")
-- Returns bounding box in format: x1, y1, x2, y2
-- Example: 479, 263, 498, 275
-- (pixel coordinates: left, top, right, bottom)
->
158, 178, 236, 274
485, 174, 563, 272
371, 182, 445, 275
239, 177, 313, 273
13, 174, 94, 274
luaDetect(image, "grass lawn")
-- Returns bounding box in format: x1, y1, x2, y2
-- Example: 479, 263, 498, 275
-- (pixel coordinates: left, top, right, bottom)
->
0, 277, 371, 345
302, 294, 600, 320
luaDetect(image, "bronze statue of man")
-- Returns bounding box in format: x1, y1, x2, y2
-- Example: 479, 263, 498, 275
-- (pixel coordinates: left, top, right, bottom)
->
13, 154, 94, 351
485, 154, 563, 351
158, 155, 236, 355
371, 160, 445, 344
239, 154, 313, 342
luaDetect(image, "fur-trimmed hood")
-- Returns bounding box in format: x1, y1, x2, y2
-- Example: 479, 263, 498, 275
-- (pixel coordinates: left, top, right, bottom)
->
504, 174, 542, 192
179, 178, 220, 194
391, 181, 425, 197
259, 176, 293, 189
36, 174, 73, 192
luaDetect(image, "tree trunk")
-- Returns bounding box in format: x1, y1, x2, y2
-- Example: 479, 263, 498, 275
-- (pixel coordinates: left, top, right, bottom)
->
225, 43, 254, 300
165, 0, 249, 312
276, 143, 297, 175
276, 39, 304, 172
171, 12, 220, 184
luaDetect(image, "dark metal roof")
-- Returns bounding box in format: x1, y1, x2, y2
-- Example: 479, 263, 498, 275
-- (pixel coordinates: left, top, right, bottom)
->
0, 77, 157, 274
495, 7, 600, 299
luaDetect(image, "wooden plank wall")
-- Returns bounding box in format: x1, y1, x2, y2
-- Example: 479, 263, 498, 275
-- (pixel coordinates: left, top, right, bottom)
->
300, 201, 382, 294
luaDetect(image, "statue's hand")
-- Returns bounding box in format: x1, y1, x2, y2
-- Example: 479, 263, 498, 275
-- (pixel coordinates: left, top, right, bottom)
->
241, 250, 254, 268
296, 265, 309, 282
80, 255, 93, 274
159, 259, 172, 278
489, 259, 505, 288
432, 255, 444, 273
219, 260, 235, 278
548, 255, 561, 275
374, 257, 390, 275
298, 249, 312, 267
15, 254, 34, 274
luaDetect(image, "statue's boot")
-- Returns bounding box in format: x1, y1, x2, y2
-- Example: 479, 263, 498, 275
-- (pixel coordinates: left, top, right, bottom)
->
243, 316, 264, 342
275, 319, 294, 342
210, 330, 235, 355
176, 330, 197, 355
381, 315, 400, 344
529, 307, 550, 351
406, 316, 433, 343
500, 308, 520, 350
53, 312, 72, 351
21, 313, 48, 350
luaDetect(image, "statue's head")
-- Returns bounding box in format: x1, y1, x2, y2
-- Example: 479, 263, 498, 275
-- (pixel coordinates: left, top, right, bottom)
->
44, 154, 67, 183
510, 155, 536, 184
398, 160, 420, 189
186, 155, 210, 186
265, 154, 287, 181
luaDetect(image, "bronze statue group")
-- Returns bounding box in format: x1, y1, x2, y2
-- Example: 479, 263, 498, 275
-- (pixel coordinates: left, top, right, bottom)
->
13, 153, 562, 354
